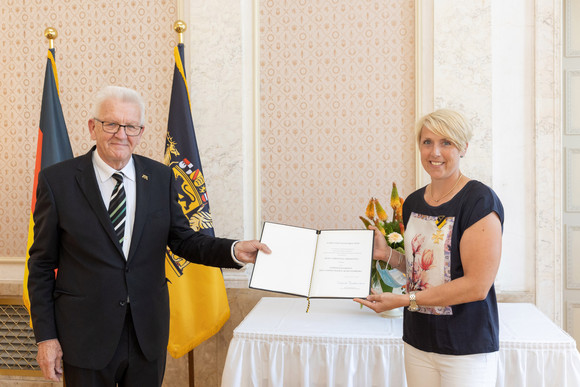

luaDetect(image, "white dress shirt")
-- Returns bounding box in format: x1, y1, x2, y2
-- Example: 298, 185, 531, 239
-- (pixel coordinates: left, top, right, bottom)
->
92, 151, 136, 259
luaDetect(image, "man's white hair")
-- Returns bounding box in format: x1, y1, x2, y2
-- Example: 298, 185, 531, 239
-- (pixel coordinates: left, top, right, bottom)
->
92, 86, 145, 125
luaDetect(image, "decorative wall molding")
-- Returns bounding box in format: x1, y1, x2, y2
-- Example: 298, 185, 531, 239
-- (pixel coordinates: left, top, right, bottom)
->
567, 226, 580, 289
0, 257, 25, 283
566, 149, 580, 212
566, 302, 580, 347
566, 0, 580, 56
534, 0, 563, 324
565, 70, 580, 134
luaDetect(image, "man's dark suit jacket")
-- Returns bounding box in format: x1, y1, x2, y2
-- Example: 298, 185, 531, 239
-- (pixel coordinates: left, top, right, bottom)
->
27, 147, 240, 370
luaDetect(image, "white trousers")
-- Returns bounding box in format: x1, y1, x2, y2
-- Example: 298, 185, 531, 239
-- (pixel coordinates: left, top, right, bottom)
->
404, 342, 498, 387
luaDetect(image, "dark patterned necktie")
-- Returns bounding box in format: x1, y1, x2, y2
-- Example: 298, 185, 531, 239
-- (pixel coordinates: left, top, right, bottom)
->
109, 172, 126, 246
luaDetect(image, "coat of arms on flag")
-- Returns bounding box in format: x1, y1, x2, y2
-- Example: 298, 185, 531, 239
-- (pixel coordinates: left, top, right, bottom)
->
164, 37, 230, 358
165, 134, 214, 277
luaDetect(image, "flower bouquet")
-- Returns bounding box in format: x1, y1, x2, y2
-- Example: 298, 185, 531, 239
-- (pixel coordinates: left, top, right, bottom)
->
360, 183, 406, 295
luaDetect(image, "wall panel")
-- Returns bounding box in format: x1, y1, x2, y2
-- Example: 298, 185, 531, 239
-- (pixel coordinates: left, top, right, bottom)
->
260, 0, 416, 230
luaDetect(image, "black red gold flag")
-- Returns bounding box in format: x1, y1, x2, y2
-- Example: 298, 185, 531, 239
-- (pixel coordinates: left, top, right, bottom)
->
23, 48, 73, 318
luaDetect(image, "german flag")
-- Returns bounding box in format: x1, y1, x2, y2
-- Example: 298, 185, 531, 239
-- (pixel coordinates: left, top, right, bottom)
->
164, 43, 230, 358
22, 48, 73, 319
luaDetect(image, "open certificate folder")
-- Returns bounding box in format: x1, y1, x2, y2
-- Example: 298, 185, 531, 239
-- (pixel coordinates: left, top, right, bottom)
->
250, 222, 374, 299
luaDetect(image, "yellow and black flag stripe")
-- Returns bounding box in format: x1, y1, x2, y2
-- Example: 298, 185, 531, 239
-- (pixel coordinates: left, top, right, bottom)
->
164, 43, 230, 358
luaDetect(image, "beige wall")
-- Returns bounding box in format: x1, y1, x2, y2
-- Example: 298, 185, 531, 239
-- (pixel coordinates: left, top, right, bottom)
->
260, 0, 416, 230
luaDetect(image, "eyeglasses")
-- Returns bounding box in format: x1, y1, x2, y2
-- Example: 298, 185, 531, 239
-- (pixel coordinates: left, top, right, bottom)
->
93, 118, 143, 137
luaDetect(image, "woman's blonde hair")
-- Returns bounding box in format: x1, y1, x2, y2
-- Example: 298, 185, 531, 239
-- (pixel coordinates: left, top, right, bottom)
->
415, 109, 472, 153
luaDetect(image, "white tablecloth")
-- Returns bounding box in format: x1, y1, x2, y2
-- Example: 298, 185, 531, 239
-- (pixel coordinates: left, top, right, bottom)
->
221, 298, 580, 387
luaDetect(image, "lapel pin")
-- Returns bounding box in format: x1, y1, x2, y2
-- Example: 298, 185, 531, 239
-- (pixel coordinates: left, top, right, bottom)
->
142, 174, 149, 180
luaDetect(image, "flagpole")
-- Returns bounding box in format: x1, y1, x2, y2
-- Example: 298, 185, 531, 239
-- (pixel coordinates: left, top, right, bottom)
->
44, 27, 57, 49
172, 19, 197, 387
174, 20, 186, 45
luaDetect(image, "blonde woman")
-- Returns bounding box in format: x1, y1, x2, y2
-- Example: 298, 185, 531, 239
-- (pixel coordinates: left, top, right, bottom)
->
356, 109, 504, 387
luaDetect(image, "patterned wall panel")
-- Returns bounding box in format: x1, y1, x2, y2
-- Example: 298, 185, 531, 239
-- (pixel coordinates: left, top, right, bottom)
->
260, 0, 416, 230
0, 0, 176, 256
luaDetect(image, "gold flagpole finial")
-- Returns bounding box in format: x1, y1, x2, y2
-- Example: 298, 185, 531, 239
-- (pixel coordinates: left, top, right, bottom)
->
44, 27, 58, 49
173, 20, 187, 44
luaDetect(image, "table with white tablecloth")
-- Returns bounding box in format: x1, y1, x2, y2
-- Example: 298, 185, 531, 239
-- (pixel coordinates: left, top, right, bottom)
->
221, 297, 580, 387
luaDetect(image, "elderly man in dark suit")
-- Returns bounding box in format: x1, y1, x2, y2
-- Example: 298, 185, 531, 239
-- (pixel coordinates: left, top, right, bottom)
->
27, 85, 270, 386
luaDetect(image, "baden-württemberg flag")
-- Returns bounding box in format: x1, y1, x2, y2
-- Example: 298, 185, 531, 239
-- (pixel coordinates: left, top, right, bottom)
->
23, 48, 73, 319
164, 43, 230, 358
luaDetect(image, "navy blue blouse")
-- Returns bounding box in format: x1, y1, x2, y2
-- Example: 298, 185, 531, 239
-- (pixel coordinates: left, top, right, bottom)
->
402, 180, 504, 355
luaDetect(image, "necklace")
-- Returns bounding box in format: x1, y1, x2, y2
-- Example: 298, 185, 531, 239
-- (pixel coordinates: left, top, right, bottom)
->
430, 173, 463, 203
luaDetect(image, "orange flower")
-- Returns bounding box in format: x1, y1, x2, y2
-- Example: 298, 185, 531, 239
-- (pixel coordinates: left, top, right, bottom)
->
391, 183, 405, 222
365, 198, 375, 219
390, 182, 401, 211
359, 216, 371, 229
375, 199, 388, 221
373, 219, 386, 236
395, 204, 403, 222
